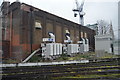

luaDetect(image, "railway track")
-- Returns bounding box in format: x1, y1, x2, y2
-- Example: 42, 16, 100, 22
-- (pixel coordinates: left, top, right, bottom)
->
1, 58, 120, 80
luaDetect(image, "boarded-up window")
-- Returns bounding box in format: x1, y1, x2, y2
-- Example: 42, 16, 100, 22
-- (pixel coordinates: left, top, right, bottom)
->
64, 27, 68, 40
33, 20, 42, 44
81, 32, 83, 38
46, 21, 53, 37
56, 24, 62, 43
76, 30, 79, 42
70, 29, 75, 43
84, 32, 87, 38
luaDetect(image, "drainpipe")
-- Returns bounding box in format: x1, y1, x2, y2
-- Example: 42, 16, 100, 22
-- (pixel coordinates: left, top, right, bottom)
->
29, 7, 33, 54
9, 11, 13, 58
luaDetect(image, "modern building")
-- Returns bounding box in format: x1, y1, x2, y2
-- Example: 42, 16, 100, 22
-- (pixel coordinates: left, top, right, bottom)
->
95, 34, 114, 54
0, 1, 95, 62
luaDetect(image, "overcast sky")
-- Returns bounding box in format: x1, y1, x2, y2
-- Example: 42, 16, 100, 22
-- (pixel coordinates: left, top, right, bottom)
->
0, 0, 119, 37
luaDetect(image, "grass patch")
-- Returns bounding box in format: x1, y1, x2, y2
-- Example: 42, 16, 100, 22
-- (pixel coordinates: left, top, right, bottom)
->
28, 54, 43, 62
22, 51, 119, 63
100, 53, 119, 59
56, 73, 120, 79
55, 52, 96, 61
3, 59, 19, 64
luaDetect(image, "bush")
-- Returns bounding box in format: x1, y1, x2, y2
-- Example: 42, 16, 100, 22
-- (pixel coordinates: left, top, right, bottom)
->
4, 59, 19, 64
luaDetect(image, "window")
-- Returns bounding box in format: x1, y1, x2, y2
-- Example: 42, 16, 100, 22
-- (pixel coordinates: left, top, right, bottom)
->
35, 21, 42, 29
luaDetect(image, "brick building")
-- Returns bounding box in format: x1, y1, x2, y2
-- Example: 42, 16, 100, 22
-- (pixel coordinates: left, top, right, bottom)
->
0, 1, 95, 62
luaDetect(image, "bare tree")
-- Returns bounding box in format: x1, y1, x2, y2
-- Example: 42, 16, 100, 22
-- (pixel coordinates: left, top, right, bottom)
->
97, 20, 114, 36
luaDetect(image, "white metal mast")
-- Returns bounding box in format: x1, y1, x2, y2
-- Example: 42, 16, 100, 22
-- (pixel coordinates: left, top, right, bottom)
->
73, 0, 85, 25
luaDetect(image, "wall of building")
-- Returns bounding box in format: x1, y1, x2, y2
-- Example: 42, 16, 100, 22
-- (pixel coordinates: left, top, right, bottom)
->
1, 1, 95, 61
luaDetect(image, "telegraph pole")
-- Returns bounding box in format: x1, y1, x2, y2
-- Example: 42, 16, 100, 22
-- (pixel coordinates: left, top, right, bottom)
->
73, 0, 85, 41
